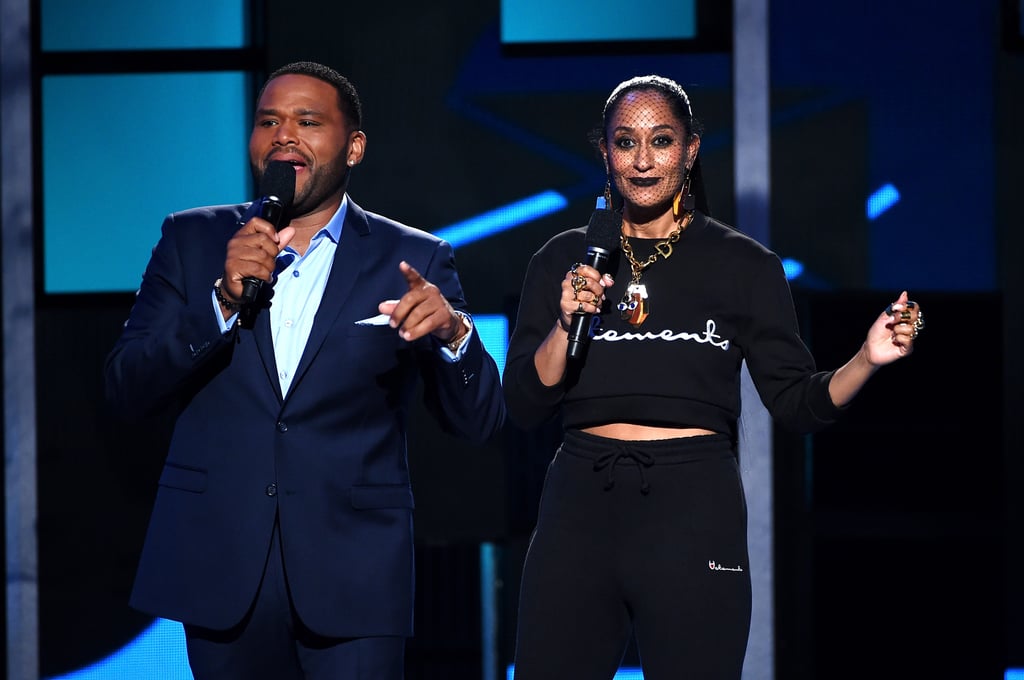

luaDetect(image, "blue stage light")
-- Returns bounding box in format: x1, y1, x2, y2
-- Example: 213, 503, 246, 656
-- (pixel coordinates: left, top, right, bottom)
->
866, 183, 900, 220
433, 190, 568, 248
782, 257, 804, 280
46, 618, 193, 680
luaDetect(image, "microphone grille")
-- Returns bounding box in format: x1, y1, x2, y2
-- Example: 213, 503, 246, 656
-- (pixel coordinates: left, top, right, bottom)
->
585, 208, 622, 251
258, 160, 296, 206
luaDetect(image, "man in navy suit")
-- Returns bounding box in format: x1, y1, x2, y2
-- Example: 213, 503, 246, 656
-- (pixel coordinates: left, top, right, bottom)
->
104, 61, 505, 679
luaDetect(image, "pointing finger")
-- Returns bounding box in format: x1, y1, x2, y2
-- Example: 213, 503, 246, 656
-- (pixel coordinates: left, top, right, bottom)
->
399, 261, 425, 289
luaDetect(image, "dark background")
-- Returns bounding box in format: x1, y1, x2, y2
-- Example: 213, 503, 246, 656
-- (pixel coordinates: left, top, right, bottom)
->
7, 0, 1023, 678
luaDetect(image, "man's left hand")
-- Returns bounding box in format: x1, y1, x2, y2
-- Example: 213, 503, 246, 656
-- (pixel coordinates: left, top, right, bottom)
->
378, 261, 466, 344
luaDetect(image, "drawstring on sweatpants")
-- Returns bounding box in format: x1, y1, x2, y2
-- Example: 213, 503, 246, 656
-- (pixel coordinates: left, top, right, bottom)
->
593, 445, 656, 495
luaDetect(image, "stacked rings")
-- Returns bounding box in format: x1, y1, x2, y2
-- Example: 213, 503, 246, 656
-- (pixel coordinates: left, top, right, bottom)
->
912, 310, 925, 339
885, 300, 925, 340
570, 265, 588, 301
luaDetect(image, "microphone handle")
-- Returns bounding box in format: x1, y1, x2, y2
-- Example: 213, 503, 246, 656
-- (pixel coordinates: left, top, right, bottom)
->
565, 310, 592, 361
238, 278, 263, 306
565, 248, 611, 361
261, 196, 286, 229
238, 196, 286, 305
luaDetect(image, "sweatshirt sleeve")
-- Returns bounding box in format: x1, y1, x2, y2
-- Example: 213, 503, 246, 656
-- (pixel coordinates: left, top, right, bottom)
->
501, 243, 570, 430
742, 252, 844, 433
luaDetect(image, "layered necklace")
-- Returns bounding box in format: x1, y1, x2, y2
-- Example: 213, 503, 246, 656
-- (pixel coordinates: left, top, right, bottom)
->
617, 210, 694, 327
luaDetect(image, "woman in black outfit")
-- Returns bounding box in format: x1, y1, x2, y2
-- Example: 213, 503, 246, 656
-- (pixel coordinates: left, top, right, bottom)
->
502, 75, 923, 679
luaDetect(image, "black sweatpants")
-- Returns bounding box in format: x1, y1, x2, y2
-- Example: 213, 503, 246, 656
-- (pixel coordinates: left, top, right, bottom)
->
513, 429, 752, 680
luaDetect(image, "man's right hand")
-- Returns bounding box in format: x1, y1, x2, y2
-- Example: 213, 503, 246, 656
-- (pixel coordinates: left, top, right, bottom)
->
220, 217, 296, 300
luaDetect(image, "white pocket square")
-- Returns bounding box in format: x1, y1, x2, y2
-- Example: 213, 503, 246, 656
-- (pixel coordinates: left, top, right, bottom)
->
354, 313, 392, 326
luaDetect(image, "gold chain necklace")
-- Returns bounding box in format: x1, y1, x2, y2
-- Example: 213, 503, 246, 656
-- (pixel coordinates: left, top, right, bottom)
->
617, 211, 693, 327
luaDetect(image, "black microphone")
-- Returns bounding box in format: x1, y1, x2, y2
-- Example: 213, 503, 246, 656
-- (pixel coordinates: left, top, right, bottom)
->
566, 206, 621, 361
239, 160, 296, 304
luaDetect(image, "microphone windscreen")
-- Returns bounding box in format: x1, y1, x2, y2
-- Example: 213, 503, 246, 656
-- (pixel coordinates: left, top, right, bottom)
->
585, 208, 622, 251
258, 160, 296, 207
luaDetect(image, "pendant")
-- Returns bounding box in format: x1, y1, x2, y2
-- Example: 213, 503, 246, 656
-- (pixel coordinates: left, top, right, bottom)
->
617, 284, 649, 327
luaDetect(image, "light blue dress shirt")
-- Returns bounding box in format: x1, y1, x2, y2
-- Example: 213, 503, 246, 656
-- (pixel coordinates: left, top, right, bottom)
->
214, 196, 471, 396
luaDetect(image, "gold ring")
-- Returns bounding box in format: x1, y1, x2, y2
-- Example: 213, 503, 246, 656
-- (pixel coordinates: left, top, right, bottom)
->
914, 311, 925, 332
572, 275, 587, 293
900, 310, 912, 322
577, 302, 585, 313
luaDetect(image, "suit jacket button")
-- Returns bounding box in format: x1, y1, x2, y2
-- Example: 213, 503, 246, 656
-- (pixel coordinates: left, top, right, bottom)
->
276, 421, 288, 433
265, 483, 277, 497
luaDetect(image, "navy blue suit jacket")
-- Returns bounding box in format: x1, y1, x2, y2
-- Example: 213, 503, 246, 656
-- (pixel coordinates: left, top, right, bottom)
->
104, 197, 505, 637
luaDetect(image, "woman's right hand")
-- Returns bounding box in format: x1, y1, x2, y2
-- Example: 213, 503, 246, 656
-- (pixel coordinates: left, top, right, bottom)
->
532, 263, 615, 386
558, 263, 614, 332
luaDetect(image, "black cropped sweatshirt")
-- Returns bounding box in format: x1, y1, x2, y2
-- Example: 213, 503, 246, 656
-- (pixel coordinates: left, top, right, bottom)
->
502, 211, 843, 439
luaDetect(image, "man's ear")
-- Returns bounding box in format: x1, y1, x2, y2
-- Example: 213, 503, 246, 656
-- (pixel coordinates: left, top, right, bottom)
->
347, 130, 367, 166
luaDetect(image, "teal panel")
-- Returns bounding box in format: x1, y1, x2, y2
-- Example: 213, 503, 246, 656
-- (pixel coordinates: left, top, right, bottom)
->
41, 0, 246, 51
42, 72, 250, 294
501, 0, 696, 43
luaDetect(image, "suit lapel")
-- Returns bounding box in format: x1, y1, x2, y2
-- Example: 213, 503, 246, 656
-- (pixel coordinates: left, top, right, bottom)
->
250, 297, 283, 403
231, 203, 285, 403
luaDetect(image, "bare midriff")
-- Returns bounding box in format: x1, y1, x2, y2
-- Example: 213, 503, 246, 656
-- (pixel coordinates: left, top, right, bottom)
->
581, 423, 719, 441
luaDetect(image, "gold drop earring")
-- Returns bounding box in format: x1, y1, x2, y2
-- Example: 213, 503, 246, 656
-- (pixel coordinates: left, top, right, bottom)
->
672, 169, 693, 222
602, 158, 613, 210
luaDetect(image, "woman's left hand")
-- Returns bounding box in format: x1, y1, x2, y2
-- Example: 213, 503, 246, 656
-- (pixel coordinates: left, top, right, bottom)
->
863, 290, 924, 366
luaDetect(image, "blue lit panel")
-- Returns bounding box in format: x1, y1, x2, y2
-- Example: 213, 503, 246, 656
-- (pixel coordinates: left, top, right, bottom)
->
433, 191, 568, 249
866, 183, 900, 220
502, 0, 695, 43
613, 671, 645, 680
42, 72, 249, 294
507, 666, 645, 679
1006, 669, 1024, 680
474, 314, 509, 378
46, 618, 192, 680
480, 544, 499, 680
41, 0, 246, 51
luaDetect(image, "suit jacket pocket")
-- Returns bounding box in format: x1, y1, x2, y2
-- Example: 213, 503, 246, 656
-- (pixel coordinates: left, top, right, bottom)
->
349, 484, 414, 510
346, 323, 400, 338
158, 462, 207, 493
